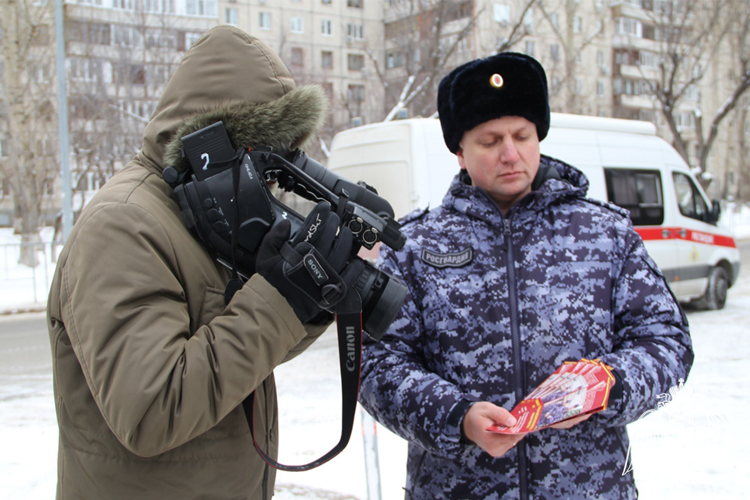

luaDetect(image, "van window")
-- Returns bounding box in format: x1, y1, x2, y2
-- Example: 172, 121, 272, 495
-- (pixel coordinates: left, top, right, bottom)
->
604, 168, 664, 226
672, 172, 708, 222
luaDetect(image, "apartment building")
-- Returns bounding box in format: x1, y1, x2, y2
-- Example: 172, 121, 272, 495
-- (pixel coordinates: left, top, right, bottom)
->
0, 0, 217, 225
1, 0, 391, 226
1, 0, 747, 227
221, 0, 386, 132
382, 0, 748, 199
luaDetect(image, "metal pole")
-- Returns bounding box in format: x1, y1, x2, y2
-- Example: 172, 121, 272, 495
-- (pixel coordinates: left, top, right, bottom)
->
54, 0, 73, 242
361, 407, 383, 500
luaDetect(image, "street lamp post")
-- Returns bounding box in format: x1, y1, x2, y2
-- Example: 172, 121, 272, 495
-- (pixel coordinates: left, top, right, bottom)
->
54, 0, 73, 242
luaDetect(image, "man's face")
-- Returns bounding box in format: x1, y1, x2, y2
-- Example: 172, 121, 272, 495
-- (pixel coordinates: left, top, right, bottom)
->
457, 116, 541, 214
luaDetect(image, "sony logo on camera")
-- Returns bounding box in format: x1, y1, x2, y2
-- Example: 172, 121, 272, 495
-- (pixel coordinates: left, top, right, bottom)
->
303, 253, 329, 285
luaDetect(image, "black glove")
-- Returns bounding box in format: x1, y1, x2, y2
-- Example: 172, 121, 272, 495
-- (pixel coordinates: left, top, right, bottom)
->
256, 202, 356, 324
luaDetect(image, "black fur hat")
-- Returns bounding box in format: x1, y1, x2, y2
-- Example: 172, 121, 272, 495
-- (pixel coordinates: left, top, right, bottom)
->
437, 52, 550, 154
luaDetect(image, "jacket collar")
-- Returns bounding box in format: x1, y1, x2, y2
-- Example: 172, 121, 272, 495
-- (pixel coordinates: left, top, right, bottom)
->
444, 155, 589, 224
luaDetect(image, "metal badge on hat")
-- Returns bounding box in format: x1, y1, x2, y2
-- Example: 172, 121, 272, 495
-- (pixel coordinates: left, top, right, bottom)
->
490, 73, 504, 88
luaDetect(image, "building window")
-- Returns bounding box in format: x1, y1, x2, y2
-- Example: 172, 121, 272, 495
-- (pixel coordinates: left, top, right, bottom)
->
597, 80, 605, 96
259, 12, 271, 30
573, 16, 582, 33
113, 0, 135, 10
550, 76, 562, 95
113, 26, 144, 48
550, 44, 560, 61
291, 48, 304, 66
493, 4, 511, 24
525, 40, 535, 57
184, 32, 202, 50
0, 176, 9, 199
322, 82, 334, 101
523, 9, 534, 32
639, 51, 658, 68
685, 85, 699, 101
347, 23, 364, 40
321, 19, 333, 36
322, 0, 332, 3
186, 0, 216, 17
290, 17, 304, 34
67, 21, 111, 45
322, 51, 333, 69
549, 12, 559, 29
348, 84, 365, 102
347, 0, 363, 7
457, 35, 471, 52
347, 53, 364, 70
144, 0, 174, 13
575, 78, 583, 95
225, 7, 238, 25
146, 64, 171, 85
615, 17, 642, 37
114, 64, 146, 85
386, 52, 404, 69
674, 111, 695, 131
145, 29, 177, 49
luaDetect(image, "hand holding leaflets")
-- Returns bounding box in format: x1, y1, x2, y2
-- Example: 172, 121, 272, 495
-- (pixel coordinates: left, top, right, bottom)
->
487, 359, 615, 434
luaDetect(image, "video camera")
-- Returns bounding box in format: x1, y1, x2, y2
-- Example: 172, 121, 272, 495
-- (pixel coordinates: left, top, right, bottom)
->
162, 121, 407, 340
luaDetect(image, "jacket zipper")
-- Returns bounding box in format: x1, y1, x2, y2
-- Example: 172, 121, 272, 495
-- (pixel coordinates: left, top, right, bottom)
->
503, 217, 529, 500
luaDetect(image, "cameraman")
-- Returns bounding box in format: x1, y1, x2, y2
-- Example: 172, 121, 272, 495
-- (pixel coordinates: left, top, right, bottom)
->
47, 26, 355, 499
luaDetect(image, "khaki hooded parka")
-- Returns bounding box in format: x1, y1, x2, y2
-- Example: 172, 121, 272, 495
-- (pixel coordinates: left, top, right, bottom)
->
47, 26, 329, 499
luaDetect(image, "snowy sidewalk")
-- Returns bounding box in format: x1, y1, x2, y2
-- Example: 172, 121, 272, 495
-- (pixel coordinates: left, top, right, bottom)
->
1, 221, 749, 498
2, 271, 749, 499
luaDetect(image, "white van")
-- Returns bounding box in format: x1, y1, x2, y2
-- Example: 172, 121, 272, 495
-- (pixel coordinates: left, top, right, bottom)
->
327, 115, 741, 310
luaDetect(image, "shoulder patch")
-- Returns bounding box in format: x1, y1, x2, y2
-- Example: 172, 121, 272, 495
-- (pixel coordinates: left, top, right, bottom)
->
421, 247, 473, 268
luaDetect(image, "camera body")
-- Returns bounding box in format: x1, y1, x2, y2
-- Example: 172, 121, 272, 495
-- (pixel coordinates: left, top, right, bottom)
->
163, 121, 407, 339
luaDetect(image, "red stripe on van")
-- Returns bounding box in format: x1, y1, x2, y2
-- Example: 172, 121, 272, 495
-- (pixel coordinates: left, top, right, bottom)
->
635, 227, 737, 248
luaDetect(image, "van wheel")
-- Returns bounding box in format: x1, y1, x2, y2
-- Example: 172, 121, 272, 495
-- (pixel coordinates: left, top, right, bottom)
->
695, 266, 729, 310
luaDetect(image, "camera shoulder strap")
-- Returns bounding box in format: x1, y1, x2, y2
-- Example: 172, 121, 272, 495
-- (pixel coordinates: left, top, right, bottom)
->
242, 290, 363, 471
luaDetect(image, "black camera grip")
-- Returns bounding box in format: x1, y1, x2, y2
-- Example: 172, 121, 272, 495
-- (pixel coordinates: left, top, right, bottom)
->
257, 202, 354, 323
281, 243, 348, 309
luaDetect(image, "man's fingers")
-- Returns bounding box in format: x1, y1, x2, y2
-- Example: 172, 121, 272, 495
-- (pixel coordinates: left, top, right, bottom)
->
495, 409, 518, 428
476, 402, 517, 427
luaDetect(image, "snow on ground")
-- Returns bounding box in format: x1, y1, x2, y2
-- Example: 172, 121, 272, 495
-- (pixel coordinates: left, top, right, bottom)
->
1, 203, 749, 499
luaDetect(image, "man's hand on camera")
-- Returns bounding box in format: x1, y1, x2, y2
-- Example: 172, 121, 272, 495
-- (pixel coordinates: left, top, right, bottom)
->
256, 202, 356, 324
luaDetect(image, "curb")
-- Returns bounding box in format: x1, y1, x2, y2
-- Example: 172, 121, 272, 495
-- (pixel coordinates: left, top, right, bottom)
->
0, 304, 47, 316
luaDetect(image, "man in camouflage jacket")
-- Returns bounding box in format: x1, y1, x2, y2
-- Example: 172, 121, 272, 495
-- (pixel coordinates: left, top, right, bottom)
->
358, 53, 694, 499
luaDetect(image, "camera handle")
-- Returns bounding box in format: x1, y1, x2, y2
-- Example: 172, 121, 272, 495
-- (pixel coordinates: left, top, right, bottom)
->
242, 289, 364, 471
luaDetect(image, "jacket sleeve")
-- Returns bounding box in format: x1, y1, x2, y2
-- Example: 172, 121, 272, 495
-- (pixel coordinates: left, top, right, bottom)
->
596, 226, 694, 427
59, 203, 316, 457
359, 245, 474, 458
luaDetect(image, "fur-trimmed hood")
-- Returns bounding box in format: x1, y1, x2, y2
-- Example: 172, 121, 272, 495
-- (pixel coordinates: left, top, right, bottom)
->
137, 25, 328, 173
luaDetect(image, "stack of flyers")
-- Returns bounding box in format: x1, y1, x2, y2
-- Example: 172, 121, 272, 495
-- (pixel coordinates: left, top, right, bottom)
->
487, 359, 615, 434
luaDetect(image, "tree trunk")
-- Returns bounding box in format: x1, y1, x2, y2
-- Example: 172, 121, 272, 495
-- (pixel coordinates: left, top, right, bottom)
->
18, 204, 42, 268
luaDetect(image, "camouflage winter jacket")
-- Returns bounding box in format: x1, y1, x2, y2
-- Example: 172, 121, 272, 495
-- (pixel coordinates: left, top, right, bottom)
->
359, 156, 694, 500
